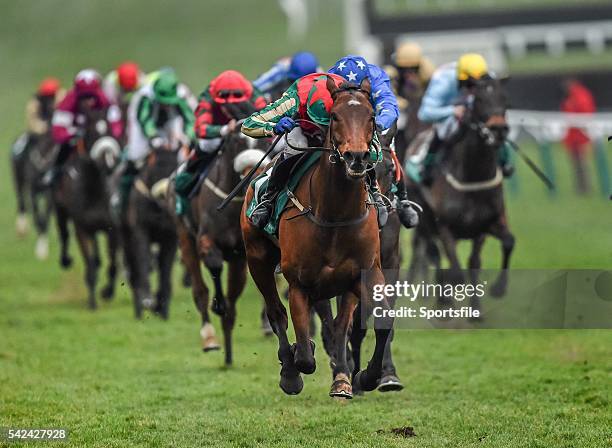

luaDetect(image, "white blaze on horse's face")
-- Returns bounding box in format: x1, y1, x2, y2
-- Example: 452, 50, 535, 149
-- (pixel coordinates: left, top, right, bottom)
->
347, 99, 361, 106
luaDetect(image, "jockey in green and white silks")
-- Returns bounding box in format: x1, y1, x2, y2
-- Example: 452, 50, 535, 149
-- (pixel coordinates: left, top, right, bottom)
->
116, 69, 196, 213
242, 55, 419, 230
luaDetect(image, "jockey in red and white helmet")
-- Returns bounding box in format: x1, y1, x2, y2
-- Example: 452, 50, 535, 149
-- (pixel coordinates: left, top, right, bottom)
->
43, 69, 123, 185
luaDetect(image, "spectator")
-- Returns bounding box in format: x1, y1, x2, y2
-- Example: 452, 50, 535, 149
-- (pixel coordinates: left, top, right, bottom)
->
561, 78, 596, 195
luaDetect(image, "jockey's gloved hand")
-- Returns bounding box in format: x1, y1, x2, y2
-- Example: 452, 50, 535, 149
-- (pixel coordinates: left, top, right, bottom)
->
273, 117, 297, 135
219, 120, 238, 137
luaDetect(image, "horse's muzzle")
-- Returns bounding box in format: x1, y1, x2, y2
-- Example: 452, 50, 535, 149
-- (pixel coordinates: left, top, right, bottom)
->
343, 150, 369, 178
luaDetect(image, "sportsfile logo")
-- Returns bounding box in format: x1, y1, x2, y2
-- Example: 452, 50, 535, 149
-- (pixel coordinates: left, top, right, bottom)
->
372, 280, 487, 302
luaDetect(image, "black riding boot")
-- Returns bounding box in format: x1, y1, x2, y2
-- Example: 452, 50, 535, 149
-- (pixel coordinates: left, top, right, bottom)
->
367, 170, 389, 228
249, 153, 302, 230
395, 174, 419, 228
422, 133, 443, 187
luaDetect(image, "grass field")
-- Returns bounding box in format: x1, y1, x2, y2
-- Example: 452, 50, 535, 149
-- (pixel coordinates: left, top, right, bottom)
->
1, 1, 611, 447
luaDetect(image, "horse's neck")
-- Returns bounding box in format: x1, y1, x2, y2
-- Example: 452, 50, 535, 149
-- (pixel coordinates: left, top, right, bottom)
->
311, 154, 368, 222
451, 127, 498, 182
211, 138, 241, 189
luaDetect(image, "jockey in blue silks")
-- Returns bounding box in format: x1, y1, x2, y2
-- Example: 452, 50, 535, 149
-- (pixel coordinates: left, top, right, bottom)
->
328, 55, 418, 229
253, 51, 320, 101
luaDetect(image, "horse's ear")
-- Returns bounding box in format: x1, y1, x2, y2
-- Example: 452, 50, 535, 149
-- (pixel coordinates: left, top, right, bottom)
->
326, 76, 339, 96
359, 77, 371, 96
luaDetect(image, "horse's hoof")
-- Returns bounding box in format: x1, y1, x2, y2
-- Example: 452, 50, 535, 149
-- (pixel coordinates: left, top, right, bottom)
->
279, 373, 303, 395
377, 374, 404, 392
35, 235, 49, 260
490, 281, 507, 298
329, 374, 353, 399
141, 296, 156, 310
16, 214, 29, 238
211, 297, 226, 316
200, 323, 220, 352
353, 370, 379, 393
60, 255, 73, 269
87, 300, 97, 311
101, 286, 114, 301
293, 340, 316, 374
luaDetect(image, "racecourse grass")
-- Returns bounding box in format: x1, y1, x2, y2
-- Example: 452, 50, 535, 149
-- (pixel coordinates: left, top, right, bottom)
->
1, 1, 612, 447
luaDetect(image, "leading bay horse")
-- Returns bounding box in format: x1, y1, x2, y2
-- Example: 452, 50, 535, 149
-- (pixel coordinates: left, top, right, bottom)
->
407, 77, 515, 301
52, 108, 121, 309
241, 77, 393, 398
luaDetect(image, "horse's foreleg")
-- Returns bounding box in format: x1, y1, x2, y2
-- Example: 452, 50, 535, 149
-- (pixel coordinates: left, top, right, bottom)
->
31, 189, 49, 260
312, 300, 335, 360
55, 206, 72, 269
349, 302, 366, 380
221, 257, 247, 366
437, 226, 464, 303
12, 158, 28, 238
353, 268, 392, 393
245, 238, 300, 394
467, 234, 486, 315
177, 226, 217, 351
156, 235, 177, 320
288, 286, 316, 375
131, 228, 152, 317
199, 234, 226, 317
329, 292, 358, 398
488, 219, 515, 297
101, 228, 118, 301
75, 226, 97, 310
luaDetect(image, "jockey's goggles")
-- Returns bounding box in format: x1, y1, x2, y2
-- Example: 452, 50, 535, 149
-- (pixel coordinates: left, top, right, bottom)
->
215, 89, 249, 104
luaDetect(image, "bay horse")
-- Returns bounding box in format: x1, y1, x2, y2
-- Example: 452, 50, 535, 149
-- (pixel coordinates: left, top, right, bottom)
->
10, 130, 57, 259
407, 77, 515, 300
52, 108, 121, 309
124, 146, 179, 319
171, 128, 262, 365
241, 77, 393, 398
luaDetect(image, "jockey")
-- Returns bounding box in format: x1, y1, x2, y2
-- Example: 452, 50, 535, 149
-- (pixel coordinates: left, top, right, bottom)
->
103, 61, 145, 107
44, 69, 122, 185
392, 42, 435, 101
173, 70, 267, 215
21, 78, 65, 153
417, 53, 513, 183
242, 55, 419, 230
253, 51, 320, 101
117, 69, 196, 211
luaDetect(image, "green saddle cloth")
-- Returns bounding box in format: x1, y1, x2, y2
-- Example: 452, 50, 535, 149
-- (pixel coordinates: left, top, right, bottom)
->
246, 152, 322, 236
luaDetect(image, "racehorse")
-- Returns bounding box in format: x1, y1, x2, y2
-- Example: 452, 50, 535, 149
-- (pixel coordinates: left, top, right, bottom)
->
171, 127, 263, 365
241, 78, 393, 398
124, 146, 179, 319
52, 108, 121, 309
406, 77, 515, 301
10, 130, 57, 259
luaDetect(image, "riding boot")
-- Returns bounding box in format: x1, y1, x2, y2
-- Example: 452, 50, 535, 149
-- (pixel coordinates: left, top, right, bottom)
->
394, 173, 419, 228
175, 147, 220, 216
41, 142, 72, 187
249, 152, 301, 230
366, 170, 389, 228
499, 141, 515, 177
422, 133, 443, 187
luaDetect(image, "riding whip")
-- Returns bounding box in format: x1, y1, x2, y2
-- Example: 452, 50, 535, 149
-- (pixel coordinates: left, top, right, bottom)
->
506, 140, 555, 191
216, 133, 283, 211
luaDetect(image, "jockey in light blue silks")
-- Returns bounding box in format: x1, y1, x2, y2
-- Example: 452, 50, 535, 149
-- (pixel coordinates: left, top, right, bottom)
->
417, 53, 514, 184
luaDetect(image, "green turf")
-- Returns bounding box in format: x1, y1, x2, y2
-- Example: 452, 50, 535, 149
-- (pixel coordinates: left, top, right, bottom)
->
1, 1, 611, 447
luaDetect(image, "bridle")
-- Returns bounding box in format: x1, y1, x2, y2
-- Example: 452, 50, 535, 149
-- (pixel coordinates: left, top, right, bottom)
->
282, 86, 381, 171
463, 89, 508, 147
